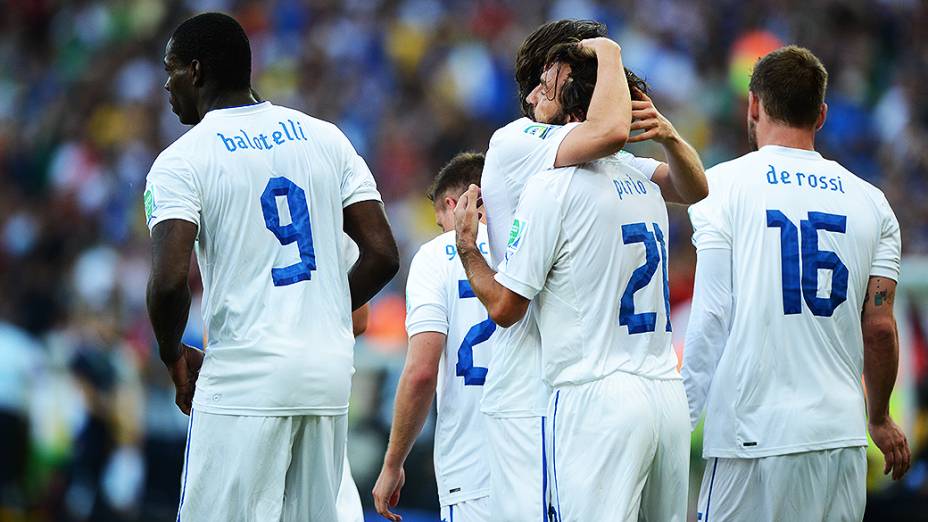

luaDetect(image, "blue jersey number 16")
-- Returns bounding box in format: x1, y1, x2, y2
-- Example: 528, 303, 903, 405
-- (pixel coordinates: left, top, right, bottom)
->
456, 280, 495, 386
260, 177, 316, 286
766, 210, 848, 317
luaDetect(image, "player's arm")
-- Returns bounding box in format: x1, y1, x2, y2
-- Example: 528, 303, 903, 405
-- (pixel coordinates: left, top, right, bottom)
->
343, 201, 400, 310
146, 219, 203, 415
352, 304, 370, 337
627, 90, 707, 204
680, 248, 733, 429
373, 332, 445, 521
454, 185, 529, 327
554, 38, 632, 168
862, 276, 910, 480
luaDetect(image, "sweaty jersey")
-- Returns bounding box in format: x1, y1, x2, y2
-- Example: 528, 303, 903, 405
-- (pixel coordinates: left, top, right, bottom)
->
496, 151, 679, 387
481, 117, 661, 415
687, 145, 901, 458
405, 225, 494, 506
144, 102, 381, 416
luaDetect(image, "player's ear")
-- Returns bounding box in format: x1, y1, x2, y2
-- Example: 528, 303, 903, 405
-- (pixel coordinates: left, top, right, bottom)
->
191, 59, 204, 88
747, 91, 761, 122
444, 195, 457, 211
815, 102, 827, 131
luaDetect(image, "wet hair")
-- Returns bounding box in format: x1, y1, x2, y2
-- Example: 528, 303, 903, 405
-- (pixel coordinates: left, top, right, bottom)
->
544, 43, 650, 121
749, 45, 828, 128
515, 20, 607, 117
170, 12, 252, 90
427, 152, 485, 207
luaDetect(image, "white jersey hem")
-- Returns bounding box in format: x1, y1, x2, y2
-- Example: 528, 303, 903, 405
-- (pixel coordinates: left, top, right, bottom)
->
480, 408, 546, 418
703, 437, 868, 459
439, 488, 491, 508
192, 401, 349, 417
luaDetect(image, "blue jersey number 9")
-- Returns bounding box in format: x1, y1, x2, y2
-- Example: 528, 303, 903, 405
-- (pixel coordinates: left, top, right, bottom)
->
260, 177, 316, 286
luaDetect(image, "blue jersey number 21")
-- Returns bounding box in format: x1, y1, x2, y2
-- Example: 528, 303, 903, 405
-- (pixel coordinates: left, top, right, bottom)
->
456, 280, 496, 385
619, 222, 672, 334
260, 177, 316, 286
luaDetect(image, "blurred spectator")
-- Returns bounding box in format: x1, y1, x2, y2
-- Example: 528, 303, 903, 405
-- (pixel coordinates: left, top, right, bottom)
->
1, 0, 927, 520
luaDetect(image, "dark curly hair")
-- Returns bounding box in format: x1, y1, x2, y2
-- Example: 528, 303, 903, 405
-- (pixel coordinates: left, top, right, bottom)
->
543, 42, 650, 122
515, 20, 607, 118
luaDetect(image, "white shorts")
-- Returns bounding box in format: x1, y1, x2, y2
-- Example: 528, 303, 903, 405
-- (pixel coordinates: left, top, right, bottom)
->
484, 415, 549, 521
440, 496, 491, 522
336, 451, 363, 522
177, 410, 347, 522
547, 371, 690, 522
696, 446, 866, 522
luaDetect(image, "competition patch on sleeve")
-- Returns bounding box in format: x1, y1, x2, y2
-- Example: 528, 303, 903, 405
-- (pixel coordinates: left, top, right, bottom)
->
144, 188, 156, 224
523, 123, 554, 139
505, 218, 527, 260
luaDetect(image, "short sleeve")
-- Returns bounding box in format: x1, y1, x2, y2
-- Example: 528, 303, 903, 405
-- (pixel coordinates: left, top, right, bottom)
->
144, 153, 200, 233
491, 120, 581, 177
870, 193, 901, 281
339, 132, 382, 208
341, 234, 360, 274
405, 246, 449, 337
688, 169, 732, 251
495, 178, 563, 300
628, 155, 662, 179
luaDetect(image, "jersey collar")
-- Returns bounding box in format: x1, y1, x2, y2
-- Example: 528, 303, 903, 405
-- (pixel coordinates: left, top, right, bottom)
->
203, 101, 273, 119
759, 145, 822, 160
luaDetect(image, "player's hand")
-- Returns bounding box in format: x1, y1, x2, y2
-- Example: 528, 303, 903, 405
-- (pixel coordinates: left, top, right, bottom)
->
453, 184, 482, 252
576, 37, 621, 56
372, 464, 405, 521
167, 344, 203, 415
627, 89, 678, 145
868, 417, 911, 480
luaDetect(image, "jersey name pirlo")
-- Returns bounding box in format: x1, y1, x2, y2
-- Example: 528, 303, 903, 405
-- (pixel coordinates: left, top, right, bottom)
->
480, 117, 661, 416
144, 102, 381, 416
496, 152, 680, 387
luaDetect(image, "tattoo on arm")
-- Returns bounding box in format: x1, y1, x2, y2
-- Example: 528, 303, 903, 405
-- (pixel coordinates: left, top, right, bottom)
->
874, 290, 890, 306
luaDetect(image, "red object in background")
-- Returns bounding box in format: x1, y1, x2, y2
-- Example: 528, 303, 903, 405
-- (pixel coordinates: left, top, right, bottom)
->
908, 299, 928, 381
364, 293, 408, 354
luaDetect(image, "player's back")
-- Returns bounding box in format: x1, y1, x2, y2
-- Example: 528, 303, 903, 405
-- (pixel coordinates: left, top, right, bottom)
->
690, 145, 900, 456
145, 101, 380, 416
405, 226, 495, 505
503, 151, 679, 387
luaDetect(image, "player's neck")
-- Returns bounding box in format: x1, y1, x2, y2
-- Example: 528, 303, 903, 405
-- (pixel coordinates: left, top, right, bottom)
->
197, 88, 260, 120
756, 124, 817, 152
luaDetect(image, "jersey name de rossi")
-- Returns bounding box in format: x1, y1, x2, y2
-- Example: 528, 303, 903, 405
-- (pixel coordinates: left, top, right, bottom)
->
216, 119, 308, 152
765, 164, 845, 193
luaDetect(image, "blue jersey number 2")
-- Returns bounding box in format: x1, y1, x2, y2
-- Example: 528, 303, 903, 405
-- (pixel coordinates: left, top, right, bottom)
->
456, 280, 496, 385
260, 177, 316, 286
767, 210, 848, 317
619, 222, 672, 334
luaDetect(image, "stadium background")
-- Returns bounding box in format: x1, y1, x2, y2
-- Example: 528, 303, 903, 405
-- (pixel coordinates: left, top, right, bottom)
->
1, 0, 926, 520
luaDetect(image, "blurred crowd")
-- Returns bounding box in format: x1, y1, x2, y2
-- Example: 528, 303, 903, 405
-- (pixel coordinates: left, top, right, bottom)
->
1, 0, 927, 520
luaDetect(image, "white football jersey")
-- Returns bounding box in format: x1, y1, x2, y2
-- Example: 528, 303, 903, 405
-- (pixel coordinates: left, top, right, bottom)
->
481, 117, 661, 415
405, 225, 494, 506
144, 102, 381, 416
687, 145, 901, 458
495, 151, 679, 387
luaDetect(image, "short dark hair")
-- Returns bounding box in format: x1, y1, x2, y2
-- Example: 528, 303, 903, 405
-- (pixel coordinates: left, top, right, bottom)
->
170, 13, 252, 90
427, 152, 485, 206
544, 43, 650, 121
515, 20, 607, 117
749, 45, 828, 128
